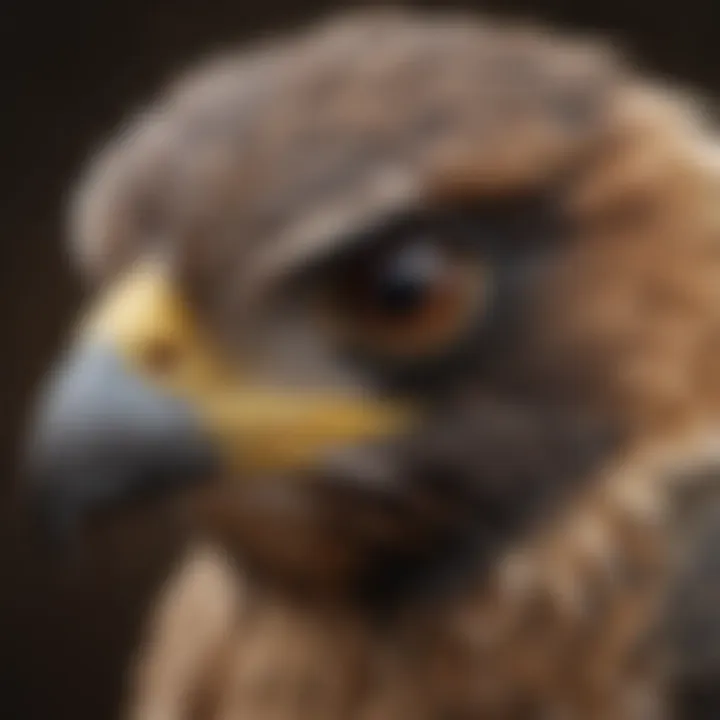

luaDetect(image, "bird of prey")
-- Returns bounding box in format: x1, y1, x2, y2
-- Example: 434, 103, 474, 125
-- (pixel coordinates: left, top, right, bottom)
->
27, 9, 720, 720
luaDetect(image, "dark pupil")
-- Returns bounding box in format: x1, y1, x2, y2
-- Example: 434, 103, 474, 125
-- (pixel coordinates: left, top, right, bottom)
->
370, 241, 442, 318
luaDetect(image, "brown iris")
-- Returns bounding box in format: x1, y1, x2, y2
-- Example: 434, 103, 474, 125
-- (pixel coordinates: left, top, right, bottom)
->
323, 237, 487, 359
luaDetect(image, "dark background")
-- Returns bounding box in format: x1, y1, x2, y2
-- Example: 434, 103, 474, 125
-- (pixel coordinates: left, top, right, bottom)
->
2, 1, 719, 718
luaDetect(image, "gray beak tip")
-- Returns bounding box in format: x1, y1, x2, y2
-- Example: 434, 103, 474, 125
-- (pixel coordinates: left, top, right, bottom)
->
26, 342, 219, 532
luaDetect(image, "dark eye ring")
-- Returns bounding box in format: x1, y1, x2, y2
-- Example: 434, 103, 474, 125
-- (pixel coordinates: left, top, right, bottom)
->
321, 236, 490, 360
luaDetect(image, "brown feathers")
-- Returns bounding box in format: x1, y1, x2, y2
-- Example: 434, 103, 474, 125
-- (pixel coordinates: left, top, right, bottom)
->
68, 10, 720, 720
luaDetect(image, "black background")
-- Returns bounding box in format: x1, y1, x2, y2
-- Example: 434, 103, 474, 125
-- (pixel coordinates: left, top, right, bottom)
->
2, 1, 719, 718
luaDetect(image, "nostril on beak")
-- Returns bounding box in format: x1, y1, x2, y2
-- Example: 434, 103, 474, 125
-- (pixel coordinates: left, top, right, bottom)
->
138, 337, 184, 376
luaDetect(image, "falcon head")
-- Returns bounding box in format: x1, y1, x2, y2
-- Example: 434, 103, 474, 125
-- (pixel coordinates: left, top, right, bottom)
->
27, 10, 720, 604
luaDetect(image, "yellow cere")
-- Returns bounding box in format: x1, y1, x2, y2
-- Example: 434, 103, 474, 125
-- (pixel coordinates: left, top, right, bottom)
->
80, 262, 416, 476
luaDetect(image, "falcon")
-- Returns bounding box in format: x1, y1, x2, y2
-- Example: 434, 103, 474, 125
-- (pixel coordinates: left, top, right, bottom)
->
27, 10, 720, 719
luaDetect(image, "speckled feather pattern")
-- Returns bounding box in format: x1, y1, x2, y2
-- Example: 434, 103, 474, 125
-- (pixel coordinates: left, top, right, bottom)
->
69, 11, 720, 720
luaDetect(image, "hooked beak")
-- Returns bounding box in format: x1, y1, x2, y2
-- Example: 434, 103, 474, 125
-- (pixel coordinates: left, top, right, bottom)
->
27, 262, 413, 532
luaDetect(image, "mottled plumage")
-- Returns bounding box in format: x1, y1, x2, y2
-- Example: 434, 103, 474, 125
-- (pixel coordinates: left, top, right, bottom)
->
31, 9, 720, 720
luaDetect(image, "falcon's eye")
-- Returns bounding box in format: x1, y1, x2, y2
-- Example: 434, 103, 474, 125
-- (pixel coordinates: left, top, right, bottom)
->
321, 233, 489, 360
